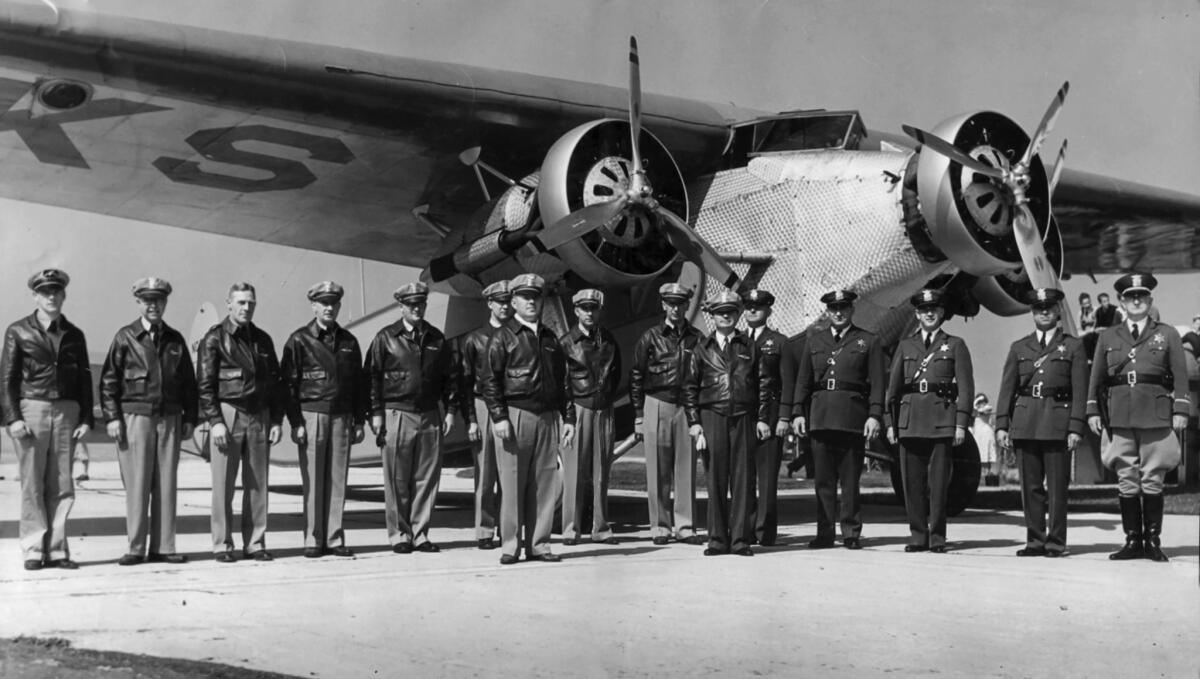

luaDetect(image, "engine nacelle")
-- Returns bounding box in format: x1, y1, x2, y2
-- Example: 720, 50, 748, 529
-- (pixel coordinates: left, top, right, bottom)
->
973, 217, 1066, 316
539, 119, 688, 288
914, 111, 1051, 277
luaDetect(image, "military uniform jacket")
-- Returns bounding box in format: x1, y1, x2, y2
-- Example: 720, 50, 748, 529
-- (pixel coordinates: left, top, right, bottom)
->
560, 325, 622, 410
994, 330, 1087, 440
483, 321, 574, 424
100, 319, 198, 425
794, 325, 885, 434
629, 320, 702, 417
749, 326, 786, 425
197, 318, 284, 425
777, 332, 807, 422
682, 331, 774, 426
885, 328, 974, 438
1086, 320, 1190, 429
1, 313, 95, 427
364, 320, 458, 417
280, 320, 366, 427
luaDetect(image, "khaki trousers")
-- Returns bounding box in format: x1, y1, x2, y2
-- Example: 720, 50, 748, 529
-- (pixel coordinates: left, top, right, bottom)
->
495, 407, 560, 559
210, 404, 271, 555
298, 411, 352, 548
14, 399, 79, 561
1103, 427, 1180, 496
472, 398, 500, 540
118, 412, 181, 556
561, 403, 614, 541
381, 409, 441, 546
641, 396, 696, 539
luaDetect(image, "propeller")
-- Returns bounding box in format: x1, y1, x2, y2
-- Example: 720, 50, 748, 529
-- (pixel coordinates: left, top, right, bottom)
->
1049, 139, 1068, 195
534, 37, 738, 288
903, 82, 1069, 291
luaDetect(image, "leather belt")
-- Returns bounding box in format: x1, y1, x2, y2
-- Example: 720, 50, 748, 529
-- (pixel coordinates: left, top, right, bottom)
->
815, 378, 867, 394
900, 380, 956, 398
1017, 384, 1071, 401
1104, 372, 1171, 388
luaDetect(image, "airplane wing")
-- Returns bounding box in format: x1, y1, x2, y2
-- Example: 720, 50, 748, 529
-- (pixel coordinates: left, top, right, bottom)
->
0, 4, 732, 268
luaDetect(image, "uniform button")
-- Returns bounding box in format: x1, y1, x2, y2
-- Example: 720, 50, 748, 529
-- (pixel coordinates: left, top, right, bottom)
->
1038, 369, 1044, 374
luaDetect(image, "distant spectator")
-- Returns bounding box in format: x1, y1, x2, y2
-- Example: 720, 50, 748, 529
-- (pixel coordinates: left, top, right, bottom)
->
1181, 315, 1200, 361
1094, 292, 1122, 328
972, 394, 998, 479
1078, 293, 1096, 334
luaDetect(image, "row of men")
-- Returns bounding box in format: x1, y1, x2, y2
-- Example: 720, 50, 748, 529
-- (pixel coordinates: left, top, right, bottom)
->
2, 267, 1184, 569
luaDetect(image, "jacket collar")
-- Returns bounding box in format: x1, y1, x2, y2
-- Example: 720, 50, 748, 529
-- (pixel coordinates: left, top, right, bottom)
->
306, 319, 340, 338
222, 316, 256, 336
25, 311, 75, 334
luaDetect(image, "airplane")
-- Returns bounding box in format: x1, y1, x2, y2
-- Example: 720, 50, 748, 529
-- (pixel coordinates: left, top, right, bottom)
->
3, 1, 1199, 513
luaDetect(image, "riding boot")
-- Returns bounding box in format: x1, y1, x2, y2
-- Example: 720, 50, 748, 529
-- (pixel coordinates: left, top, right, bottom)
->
1108, 495, 1144, 560
1142, 494, 1168, 562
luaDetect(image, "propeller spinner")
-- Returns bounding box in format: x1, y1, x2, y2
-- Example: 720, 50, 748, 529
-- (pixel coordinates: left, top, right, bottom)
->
536, 37, 738, 289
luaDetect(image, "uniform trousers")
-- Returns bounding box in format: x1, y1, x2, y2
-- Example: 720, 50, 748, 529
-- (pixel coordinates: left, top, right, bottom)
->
1015, 439, 1070, 552
700, 409, 754, 552
749, 435, 782, 544
297, 411, 352, 549
495, 406, 560, 558
13, 399, 78, 561
811, 430, 865, 540
381, 409, 441, 547
118, 412, 181, 556
561, 403, 615, 541
210, 404, 271, 555
899, 437, 952, 548
641, 396, 697, 539
472, 398, 500, 540
1102, 427, 1180, 496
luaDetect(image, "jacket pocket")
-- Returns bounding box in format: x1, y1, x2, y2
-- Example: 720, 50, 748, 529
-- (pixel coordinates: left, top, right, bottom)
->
898, 400, 911, 428
506, 367, 533, 379
385, 369, 409, 383
1155, 394, 1172, 421
123, 369, 149, 397
302, 369, 327, 381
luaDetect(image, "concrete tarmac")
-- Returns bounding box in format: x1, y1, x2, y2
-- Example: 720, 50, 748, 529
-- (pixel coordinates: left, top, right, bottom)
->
1, 446, 1197, 679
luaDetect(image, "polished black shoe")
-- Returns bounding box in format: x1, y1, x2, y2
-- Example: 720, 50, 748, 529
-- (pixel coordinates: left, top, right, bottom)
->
23, 559, 43, 571
392, 543, 414, 554
1110, 495, 1145, 560
682, 535, 705, 546
528, 552, 561, 563
1144, 539, 1169, 562
329, 546, 354, 558
1109, 538, 1144, 561
415, 542, 441, 553
499, 554, 519, 565
50, 558, 79, 569
904, 545, 928, 553
703, 547, 724, 556
652, 536, 670, 546
303, 547, 323, 559
808, 536, 836, 549
215, 551, 237, 563
1016, 547, 1047, 557
148, 553, 188, 564
562, 538, 578, 546
844, 538, 862, 550
477, 538, 498, 550
118, 553, 144, 566
251, 550, 274, 562
929, 545, 947, 554
733, 547, 754, 557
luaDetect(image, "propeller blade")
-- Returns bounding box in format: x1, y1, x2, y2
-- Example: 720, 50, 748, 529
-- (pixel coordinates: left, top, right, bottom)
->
901, 124, 1004, 179
1012, 204, 1058, 289
628, 36, 643, 175
1019, 81, 1070, 169
1049, 139, 1068, 195
655, 207, 739, 288
534, 197, 628, 251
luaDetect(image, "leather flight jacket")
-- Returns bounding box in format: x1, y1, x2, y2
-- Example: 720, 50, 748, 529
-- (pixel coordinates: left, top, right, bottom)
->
483, 321, 574, 423
1, 312, 95, 427
630, 321, 702, 417
99, 319, 198, 425
561, 325, 622, 410
196, 317, 284, 425
457, 322, 506, 422
682, 331, 775, 426
280, 320, 366, 427
364, 320, 459, 416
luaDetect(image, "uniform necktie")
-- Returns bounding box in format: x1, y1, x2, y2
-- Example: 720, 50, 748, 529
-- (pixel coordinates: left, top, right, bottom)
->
150, 325, 161, 348
923, 334, 931, 350
1132, 324, 1140, 340
1039, 333, 1046, 349
834, 329, 843, 344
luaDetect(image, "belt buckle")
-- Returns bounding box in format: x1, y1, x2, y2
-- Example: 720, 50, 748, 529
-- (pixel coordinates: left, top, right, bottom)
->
826, 378, 836, 391
1031, 383, 1042, 398
1126, 371, 1137, 386
918, 379, 928, 394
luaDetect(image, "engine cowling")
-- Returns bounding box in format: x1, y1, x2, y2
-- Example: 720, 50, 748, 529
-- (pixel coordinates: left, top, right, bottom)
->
973, 216, 1065, 316
914, 111, 1052, 277
538, 119, 688, 288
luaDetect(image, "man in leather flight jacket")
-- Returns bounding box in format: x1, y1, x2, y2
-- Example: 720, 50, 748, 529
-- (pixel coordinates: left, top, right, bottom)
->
683, 291, 774, 557
280, 281, 365, 559
365, 281, 458, 554
1, 268, 93, 571
100, 277, 198, 566
456, 280, 512, 549
995, 288, 1087, 558
885, 289, 974, 553
196, 282, 284, 562
559, 288, 621, 546
482, 274, 575, 564
742, 289, 788, 546
629, 282, 704, 545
